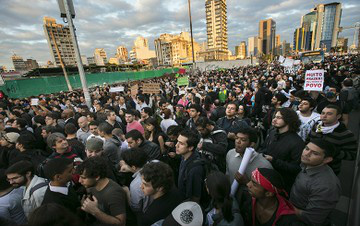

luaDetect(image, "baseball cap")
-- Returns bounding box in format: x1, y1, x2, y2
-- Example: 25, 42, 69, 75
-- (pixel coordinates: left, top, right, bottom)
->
162, 201, 203, 226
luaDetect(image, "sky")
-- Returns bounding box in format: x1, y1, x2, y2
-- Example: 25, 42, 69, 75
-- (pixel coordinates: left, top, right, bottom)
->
0, 0, 359, 69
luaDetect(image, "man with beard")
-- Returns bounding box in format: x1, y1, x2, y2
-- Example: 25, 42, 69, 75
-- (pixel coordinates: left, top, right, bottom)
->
259, 108, 304, 193
6, 160, 48, 218
195, 117, 228, 172
77, 156, 127, 226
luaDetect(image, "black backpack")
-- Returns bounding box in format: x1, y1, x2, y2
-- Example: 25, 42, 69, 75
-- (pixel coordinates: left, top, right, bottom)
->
263, 89, 273, 106
184, 158, 219, 208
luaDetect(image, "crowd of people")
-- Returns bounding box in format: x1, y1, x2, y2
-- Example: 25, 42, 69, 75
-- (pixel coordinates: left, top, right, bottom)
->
0, 53, 359, 226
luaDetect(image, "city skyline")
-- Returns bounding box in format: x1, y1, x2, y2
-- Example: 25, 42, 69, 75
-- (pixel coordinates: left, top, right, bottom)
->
0, 0, 359, 69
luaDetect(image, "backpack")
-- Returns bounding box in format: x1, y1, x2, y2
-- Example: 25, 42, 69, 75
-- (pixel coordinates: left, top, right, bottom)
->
263, 88, 273, 106
29, 181, 49, 198
184, 158, 219, 208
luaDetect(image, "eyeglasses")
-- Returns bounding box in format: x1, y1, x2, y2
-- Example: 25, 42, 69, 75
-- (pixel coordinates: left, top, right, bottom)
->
7, 175, 23, 182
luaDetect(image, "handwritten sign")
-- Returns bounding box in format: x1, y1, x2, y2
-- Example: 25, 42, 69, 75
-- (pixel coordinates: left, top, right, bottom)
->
304, 70, 324, 91
177, 76, 189, 87
142, 83, 160, 94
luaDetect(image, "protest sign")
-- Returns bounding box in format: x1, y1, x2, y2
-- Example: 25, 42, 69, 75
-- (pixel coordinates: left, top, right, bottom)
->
278, 55, 285, 63
304, 70, 324, 91
31, 98, 39, 106
142, 83, 160, 94
130, 84, 138, 96
177, 76, 189, 86
109, 86, 124, 93
282, 58, 294, 67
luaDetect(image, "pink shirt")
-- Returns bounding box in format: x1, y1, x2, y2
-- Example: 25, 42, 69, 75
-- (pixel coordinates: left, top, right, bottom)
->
126, 121, 145, 134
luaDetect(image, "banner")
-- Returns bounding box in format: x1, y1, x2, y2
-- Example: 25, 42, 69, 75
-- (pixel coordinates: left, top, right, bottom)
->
31, 98, 39, 106
304, 70, 325, 91
282, 58, 294, 67
142, 83, 160, 94
109, 86, 124, 93
177, 76, 189, 87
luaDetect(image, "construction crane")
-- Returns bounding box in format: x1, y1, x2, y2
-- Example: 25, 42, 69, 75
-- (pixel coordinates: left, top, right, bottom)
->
338, 22, 360, 51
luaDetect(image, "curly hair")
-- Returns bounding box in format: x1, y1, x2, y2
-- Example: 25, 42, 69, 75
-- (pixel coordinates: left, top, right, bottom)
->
140, 162, 174, 194
276, 107, 301, 133
76, 156, 107, 179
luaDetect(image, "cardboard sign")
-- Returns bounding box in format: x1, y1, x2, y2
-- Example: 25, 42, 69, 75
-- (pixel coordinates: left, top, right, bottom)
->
109, 86, 124, 93
177, 76, 189, 87
130, 84, 138, 96
31, 98, 39, 106
142, 83, 160, 94
304, 70, 324, 91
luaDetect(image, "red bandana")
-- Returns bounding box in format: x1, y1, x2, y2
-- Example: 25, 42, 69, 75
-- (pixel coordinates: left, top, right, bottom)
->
252, 168, 288, 197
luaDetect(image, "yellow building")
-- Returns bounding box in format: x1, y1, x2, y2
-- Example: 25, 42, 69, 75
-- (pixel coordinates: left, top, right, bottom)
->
43, 17, 77, 66
259, 18, 276, 55
116, 46, 128, 62
155, 32, 200, 66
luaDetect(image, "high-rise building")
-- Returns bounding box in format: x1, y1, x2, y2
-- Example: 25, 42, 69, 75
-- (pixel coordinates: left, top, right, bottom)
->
131, 36, 156, 61
205, 0, 228, 51
154, 32, 200, 66
258, 18, 276, 55
200, 0, 229, 61
293, 27, 306, 52
11, 54, 27, 72
25, 59, 39, 70
94, 48, 107, 66
235, 41, 247, 59
248, 36, 260, 57
312, 2, 342, 51
43, 17, 77, 66
301, 11, 317, 51
116, 46, 128, 62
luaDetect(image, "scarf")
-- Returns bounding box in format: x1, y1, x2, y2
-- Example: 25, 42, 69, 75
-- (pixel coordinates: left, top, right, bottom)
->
316, 121, 340, 134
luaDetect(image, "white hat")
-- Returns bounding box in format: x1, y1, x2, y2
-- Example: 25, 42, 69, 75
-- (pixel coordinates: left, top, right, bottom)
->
163, 201, 203, 226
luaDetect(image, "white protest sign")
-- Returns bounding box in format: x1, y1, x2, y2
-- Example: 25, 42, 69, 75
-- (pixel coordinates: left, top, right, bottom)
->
304, 70, 325, 91
278, 55, 285, 63
109, 86, 124, 93
294, 60, 301, 65
31, 98, 39, 106
282, 58, 294, 67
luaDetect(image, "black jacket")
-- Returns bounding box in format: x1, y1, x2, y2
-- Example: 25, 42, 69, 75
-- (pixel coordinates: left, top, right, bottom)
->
259, 129, 304, 192
139, 140, 161, 161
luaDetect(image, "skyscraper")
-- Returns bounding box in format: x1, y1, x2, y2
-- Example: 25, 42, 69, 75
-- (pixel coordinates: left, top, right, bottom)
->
43, 17, 76, 66
258, 18, 276, 55
293, 27, 306, 52
205, 0, 228, 51
235, 41, 247, 59
312, 2, 342, 51
301, 11, 317, 50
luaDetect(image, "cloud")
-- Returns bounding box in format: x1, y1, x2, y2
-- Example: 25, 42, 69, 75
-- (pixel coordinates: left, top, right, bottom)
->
0, 0, 359, 69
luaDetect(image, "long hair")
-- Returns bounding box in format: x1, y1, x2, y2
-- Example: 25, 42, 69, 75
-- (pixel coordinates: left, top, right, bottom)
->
144, 117, 162, 140
276, 107, 301, 133
206, 171, 234, 223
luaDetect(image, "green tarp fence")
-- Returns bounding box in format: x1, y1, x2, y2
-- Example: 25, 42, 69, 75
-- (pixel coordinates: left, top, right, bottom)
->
0, 68, 178, 98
